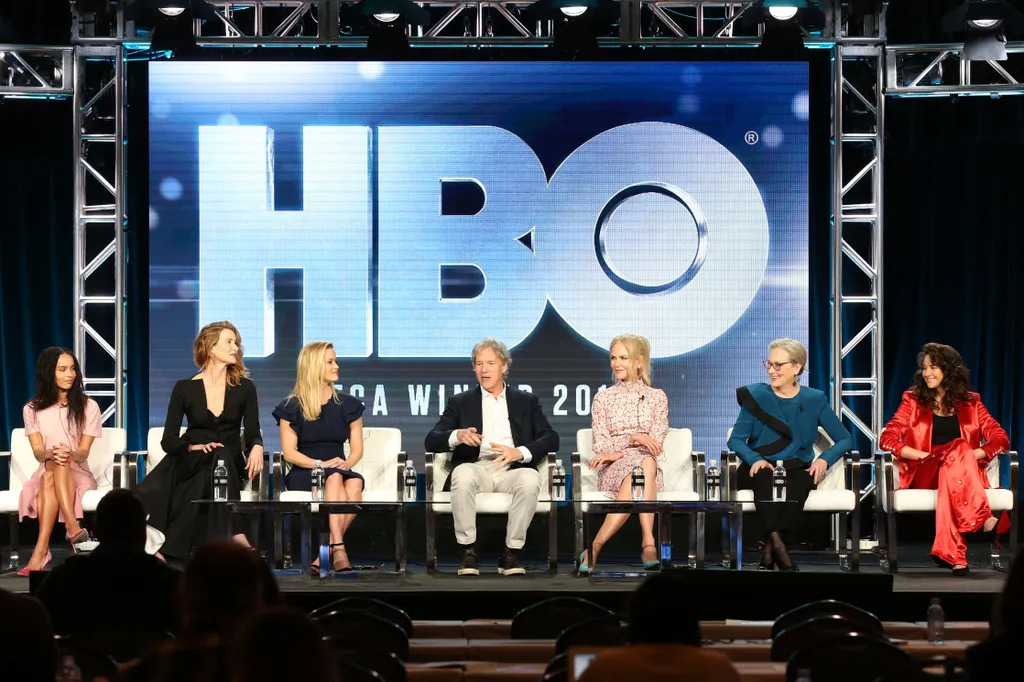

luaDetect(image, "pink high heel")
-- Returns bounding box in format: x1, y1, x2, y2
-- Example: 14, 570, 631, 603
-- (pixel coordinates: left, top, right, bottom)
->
17, 551, 52, 577
66, 527, 89, 544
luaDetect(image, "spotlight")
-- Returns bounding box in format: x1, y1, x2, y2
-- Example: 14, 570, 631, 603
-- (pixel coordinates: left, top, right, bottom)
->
359, 0, 429, 54
126, 0, 219, 55
941, 0, 1024, 61
523, 0, 614, 58
552, 0, 598, 17
742, 0, 826, 57
158, 7, 188, 17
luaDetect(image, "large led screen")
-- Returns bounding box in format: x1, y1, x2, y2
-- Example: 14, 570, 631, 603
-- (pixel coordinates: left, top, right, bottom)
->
148, 60, 811, 460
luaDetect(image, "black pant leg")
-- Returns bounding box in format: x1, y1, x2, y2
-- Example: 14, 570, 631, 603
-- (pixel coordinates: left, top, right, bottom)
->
738, 460, 815, 542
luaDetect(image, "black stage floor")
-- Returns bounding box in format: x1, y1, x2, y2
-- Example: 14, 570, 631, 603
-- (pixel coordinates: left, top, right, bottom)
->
2, 545, 1006, 622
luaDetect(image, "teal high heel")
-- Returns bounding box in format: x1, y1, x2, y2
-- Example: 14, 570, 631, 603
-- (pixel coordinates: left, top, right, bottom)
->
578, 552, 590, 574
642, 544, 660, 570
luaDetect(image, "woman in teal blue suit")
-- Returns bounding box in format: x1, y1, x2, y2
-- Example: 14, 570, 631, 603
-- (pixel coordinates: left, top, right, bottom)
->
727, 338, 853, 571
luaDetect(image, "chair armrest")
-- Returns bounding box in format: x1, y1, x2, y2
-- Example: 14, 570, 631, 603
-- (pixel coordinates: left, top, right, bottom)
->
992, 450, 1019, 492
693, 451, 706, 499
818, 451, 852, 490
272, 451, 284, 500
255, 449, 271, 500
875, 450, 896, 493
725, 451, 740, 500
425, 452, 435, 503
137, 450, 149, 478
397, 451, 408, 499
571, 452, 582, 501
112, 451, 139, 490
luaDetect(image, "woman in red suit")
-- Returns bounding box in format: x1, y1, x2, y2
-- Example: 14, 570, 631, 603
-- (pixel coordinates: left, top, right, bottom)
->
879, 343, 1009, 575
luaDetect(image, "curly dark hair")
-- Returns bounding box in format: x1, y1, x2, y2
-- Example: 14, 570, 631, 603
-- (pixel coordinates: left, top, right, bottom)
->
911, 342, 971, 415
27, 347, 88, 435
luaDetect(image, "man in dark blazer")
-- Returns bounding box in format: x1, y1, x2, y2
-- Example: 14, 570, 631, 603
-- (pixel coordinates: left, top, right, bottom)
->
425, 338, 559, 576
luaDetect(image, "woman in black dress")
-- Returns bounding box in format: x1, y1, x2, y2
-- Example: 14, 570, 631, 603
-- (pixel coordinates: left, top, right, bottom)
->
274, 341, 365, 573
137, 321, 264, 559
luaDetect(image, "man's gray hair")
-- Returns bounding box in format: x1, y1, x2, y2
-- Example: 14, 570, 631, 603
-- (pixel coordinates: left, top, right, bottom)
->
471, 338, 512, 372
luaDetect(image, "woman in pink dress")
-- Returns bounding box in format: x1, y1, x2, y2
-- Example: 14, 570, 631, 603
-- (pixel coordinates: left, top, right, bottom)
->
18, 347, 102, 575
579, 334, 669, 573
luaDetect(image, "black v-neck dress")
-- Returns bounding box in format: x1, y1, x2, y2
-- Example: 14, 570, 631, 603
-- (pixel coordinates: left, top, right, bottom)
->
136, 377, 263, 558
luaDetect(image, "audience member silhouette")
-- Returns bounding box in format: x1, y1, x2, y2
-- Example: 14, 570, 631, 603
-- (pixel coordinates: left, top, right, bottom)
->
966, 544, 1024, 681
578, 572, 741, 682
229, 608, 339, 682
0, 588, 58, 682
36, 489, 182, 636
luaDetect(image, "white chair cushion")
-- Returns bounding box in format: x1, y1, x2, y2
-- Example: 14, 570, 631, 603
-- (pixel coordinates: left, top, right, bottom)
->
885, 487, 1014, 513
81, 489, 107, 512
576, 427, 696, 498
0, 490, 18, 514
430, 491, 551, 516
733, 488, 855, 513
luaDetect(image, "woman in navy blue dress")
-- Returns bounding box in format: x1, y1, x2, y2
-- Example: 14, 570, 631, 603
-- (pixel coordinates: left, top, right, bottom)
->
274, 341, 365, 573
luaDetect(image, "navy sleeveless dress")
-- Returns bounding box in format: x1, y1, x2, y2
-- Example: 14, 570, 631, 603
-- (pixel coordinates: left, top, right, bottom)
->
272, 392, 366, 491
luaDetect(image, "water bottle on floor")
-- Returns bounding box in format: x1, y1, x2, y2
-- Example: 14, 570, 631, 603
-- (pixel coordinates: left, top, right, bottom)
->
631, 465, 645, 501
56, 654, 82, 682
772, 462, 787, 502
403, 459, 417, 502
311, 461, 325, 501
552, 459, 566, 502
927, 597, 944, 644
213, 460, 229, 501
706, 462, 721, 502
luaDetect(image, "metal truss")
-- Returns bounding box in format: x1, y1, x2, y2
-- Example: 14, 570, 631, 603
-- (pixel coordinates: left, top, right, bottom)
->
72, 44, 126, 426
0, 46, 74, 98
887, 41, 1024, 97
829, 1, 885, 546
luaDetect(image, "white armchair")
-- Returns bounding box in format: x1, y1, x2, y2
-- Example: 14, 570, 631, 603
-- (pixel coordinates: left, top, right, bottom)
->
425, 450, 558, 573
1, 427, 129, 572
725, 426, 862, 570
271, 427, 405, 570
572, 428, 705, 568
875, 443, 1017, 572
142, 426, 269, 501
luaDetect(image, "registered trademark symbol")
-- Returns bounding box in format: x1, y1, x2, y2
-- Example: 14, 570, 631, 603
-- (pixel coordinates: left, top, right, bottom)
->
744, 130, 759, 145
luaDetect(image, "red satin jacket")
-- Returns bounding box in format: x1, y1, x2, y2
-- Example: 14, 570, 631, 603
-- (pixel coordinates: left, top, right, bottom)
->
879, 391, 1009, 489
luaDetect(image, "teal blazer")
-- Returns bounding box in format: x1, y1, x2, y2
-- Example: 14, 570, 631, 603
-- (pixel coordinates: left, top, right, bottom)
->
727, 383, 853, 468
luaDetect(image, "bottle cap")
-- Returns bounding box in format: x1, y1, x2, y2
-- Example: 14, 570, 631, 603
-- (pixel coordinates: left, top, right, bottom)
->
217, 459, 224, 465
315, 460, 322, 466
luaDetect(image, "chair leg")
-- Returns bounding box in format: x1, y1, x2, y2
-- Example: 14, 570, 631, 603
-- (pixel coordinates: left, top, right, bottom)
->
3, 515, 19, 573
884, 504, 899, 573
851, 504, 861, 572
837, 512, 850, 571
690, 512, 702, 569
426, 509, 437, 572
548, 507, 558, 574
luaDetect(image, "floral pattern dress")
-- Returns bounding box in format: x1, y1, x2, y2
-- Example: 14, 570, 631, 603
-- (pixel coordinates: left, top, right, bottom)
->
591, 381, 669, 496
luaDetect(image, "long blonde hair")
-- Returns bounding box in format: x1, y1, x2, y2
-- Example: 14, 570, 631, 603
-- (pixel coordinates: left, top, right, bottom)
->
287, 341, 338, 421
610, 334, 653, 386
194, 321, 248, 387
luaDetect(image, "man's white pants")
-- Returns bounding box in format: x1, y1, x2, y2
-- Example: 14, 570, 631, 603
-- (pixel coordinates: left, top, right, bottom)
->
450, 461, 541, 549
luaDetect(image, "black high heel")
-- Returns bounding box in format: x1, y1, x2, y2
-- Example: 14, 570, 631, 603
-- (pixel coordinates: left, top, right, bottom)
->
757, 542, 774, 571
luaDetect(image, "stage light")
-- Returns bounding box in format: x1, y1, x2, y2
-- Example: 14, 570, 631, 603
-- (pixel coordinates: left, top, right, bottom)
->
158, 7, 187, 16
741, 1, 825, 57
373, 13, 401, 23
360, 0, 430, 27
942, 0, 1024, 61
552, 0, 598, 17
768, 7, 799, 21
560, 6, 589, 17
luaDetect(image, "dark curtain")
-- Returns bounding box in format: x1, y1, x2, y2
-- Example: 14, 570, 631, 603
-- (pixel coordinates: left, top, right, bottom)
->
884, 97, 1024, 493
0, 99, 75, 487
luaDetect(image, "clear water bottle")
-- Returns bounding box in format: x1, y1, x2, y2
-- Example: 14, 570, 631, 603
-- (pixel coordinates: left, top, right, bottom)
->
927, 597, 945, 644
403, 459, 417, 502
631, 465, 645, 501
551, 459, 566, 502
772, 462, 787, 502
706, 463, 721, 502
56, 654, 83, 682
794, 669, 812, 682
311, 461, 325, 501
212, 459, 229, 501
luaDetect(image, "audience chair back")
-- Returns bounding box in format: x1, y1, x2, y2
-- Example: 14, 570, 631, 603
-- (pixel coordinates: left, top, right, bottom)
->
543, 651, 569, 678
55, 636, 119, 681
511, 597, 616, 640
337, 658, 387, 682
772, 599, 883, 640
786, 633, 913, 682
554, 614, 628, 655
313, 610, 409, 661
309, 597, 413, 638
325, 638, 407, 682
120, 638, 228, 682
772, 614, 879, 662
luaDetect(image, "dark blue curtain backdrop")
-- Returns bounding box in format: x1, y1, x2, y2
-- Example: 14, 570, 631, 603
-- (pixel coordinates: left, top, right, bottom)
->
0, 100, 75, 488
884, 97, 1024, 492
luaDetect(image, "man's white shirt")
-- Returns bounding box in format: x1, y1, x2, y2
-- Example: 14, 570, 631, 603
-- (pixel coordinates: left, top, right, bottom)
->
447, 384, 533, 464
